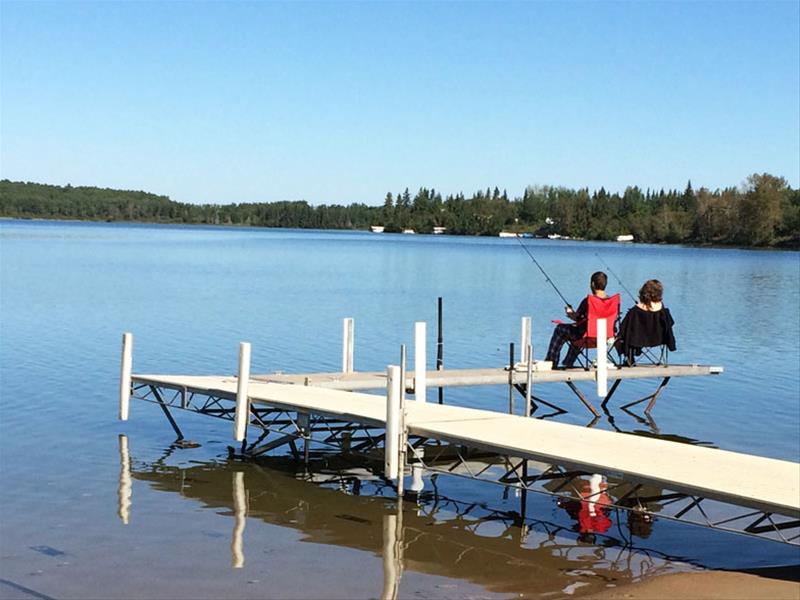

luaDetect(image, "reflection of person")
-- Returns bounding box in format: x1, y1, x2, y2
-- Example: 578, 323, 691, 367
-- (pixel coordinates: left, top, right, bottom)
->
616, 279, 676, 366
545, 272, 608, 369
627, 508, 653, 539
559, 474, 612, 541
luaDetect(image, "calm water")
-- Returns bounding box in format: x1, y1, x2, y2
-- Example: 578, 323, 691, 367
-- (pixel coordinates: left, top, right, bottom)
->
1, 220, 798, 599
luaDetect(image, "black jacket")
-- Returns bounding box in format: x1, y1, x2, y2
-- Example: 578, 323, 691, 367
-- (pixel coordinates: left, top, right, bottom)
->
617, 306, 676, 360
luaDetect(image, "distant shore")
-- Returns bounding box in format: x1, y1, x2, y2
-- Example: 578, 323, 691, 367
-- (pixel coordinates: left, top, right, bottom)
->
2, 216, 798, 252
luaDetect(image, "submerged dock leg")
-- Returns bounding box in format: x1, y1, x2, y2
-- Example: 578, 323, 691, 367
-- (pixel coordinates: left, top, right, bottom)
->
119, 332, 133, 421
234, 342, 252, 443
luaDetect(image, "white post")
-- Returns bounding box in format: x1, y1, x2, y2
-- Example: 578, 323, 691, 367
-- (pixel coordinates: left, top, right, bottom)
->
520, 317, 531, 365
414, 322, 427, 403
234, 342, 252, 442
342, 318, 354, 373
119, 332, 133, 421
385, 365, 401, 480
596, 318, 608, 397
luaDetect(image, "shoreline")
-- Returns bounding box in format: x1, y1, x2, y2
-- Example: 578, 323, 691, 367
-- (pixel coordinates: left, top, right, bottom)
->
587, 565, 800, 599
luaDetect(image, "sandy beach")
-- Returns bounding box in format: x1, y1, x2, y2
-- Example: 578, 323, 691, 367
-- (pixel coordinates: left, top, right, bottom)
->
589, 567, 800, 600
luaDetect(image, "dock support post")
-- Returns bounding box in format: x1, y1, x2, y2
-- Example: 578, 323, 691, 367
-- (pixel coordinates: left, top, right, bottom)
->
414, 322, 427, 403
520, 317, 531, 365
525, 343, 533, 416
342, 318, 354, 373
119, 332, 133, 421
437, 297, 443, 405
596, 318, 608, 397
397, 345, 407, 497
234, 342, 252, 443
385, 365, 401, 482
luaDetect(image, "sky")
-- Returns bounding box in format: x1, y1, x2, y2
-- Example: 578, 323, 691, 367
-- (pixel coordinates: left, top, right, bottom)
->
1, 1, 798, 206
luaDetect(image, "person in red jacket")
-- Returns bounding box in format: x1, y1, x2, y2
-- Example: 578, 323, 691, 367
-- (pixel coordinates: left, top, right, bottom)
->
545, 271, 608, 368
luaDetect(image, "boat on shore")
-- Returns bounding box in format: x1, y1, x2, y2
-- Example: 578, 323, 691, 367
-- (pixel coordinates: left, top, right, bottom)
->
370, 225, 385, 233
616, 234, 634, 242
402, 228, 416, 234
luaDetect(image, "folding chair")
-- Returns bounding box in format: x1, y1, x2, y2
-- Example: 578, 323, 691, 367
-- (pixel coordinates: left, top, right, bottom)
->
569, 294, 621, 370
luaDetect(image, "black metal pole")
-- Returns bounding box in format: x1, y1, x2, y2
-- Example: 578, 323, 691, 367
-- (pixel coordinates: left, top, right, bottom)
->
437, 296, 443, 405
508, 342, 515, 414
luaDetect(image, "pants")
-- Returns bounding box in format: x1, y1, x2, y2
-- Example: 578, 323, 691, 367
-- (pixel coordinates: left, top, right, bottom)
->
545, 323, 583, 367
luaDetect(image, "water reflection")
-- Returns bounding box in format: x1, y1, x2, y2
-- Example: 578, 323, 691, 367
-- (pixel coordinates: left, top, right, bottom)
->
231, 471, 246, 568
117, 434, 132, 525
117, 436, 696, 597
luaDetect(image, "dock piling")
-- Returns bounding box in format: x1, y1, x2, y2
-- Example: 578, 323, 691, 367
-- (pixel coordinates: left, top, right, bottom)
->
414, 322, 427, 403
119, 332, 133, 421
342, 318, 354, 373
520, 317, 531, 365
525, 343, 533, 415
234, 342, 252, 442
597, 318, 608, 397
385, 365, 401, 481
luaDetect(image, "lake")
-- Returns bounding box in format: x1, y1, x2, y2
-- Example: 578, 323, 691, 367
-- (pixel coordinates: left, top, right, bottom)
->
1, 219, 798, 599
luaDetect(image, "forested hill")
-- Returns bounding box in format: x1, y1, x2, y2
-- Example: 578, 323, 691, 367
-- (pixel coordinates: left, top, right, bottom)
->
1, 176, 798, 248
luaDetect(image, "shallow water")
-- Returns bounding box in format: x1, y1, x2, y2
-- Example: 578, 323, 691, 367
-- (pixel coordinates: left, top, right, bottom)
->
1, 220, 798, 599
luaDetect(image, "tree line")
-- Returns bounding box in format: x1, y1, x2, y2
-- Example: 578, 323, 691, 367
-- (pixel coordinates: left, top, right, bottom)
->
1, 174, 797, 247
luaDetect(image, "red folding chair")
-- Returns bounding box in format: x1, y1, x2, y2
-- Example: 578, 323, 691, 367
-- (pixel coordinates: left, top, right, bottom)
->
570, 294, 621, 369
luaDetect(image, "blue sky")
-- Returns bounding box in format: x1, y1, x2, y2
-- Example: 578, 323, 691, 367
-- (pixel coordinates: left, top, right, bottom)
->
1, 1, 798, 205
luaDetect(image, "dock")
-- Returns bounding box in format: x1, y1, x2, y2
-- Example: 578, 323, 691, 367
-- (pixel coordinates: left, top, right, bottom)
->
129, 373, 799, 519
118, 315, 798, 545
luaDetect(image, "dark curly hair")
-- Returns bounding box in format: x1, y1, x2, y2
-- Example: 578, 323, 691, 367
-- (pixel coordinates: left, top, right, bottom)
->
639, 279, 663, 306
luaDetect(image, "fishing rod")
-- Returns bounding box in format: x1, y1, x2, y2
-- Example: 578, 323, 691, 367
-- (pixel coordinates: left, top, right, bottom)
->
514, 235, 572, 307
594, 252, 637, 303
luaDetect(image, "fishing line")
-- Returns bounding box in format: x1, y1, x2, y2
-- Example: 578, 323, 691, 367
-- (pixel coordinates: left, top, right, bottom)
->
594, 252, 637, 303
514, 235, 572, 307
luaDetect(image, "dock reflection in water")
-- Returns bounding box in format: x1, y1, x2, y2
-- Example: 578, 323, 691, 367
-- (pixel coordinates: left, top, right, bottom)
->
117, 436, 700, 598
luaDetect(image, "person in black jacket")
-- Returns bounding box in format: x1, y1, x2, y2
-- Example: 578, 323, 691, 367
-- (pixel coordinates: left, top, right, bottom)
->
616, 279, 676, 366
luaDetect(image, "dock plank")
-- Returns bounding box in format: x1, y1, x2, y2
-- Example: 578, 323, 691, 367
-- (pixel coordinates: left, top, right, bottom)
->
252, 364, 722, 390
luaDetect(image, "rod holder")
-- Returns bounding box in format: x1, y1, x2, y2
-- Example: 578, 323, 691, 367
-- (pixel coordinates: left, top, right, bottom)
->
234, 342, 252, 442
119, 332, 133, 421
